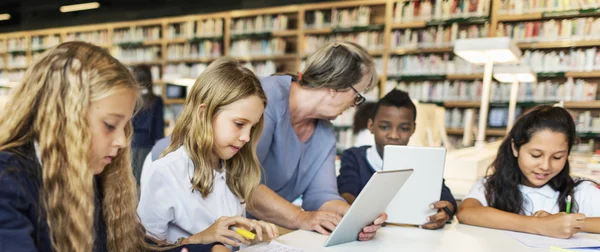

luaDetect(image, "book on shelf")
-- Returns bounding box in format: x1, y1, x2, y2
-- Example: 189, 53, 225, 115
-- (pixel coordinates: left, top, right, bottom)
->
166, 42, 222, 60
112, 46, 161, 64
229, 38, 287, 57
391, 23, 489, 49
65, 30, 109, 46
113, 26, 161, 44
243, 61, 276, 78
497, 17, 600, 43
7, 38, 27, 52
163, 63, 208, 82
31, 35, 61, 51
231, 15, 289, 35
196, 19, 224, 38
331, 6, 372, 28
393, 0, 491, 23
167, 21, 195, 39
498, 0, 600, 15
304, 32, 384, 54
305, 10, 333, 29
388, 53, 484, 76
520, 48, 600, 73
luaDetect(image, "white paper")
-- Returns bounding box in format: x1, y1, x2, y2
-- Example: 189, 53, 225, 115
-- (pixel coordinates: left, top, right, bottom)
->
504, 231, 600, 249
241, 240, 314, 252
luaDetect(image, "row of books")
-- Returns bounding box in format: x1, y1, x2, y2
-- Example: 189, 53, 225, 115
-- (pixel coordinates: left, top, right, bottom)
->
6, 38, 27, 52
166, 42, 222, 60
113, 27, 161, 44
229, 38, 287, 57
112, 46, 161, 64
166, 19, 225, 39
305, 10, 333, 29
64, 30, 110, 46
0, 70, 25, 82
163, 63, 207, 82
574, 110, 600, 133
497, 17, 600, 43
243, 61, 277, 78
387, 54, 483, 76
331, 6, 372, 28
31, 35, 61, 51
393, 0, 491, 23
231, 15, 289, 35
303, 32, 385, 54
5, 55, 27, 69
498, 0, 600, 15
392, 78, 598, 103
520, 48, 600, 73
391, 23, 488, 49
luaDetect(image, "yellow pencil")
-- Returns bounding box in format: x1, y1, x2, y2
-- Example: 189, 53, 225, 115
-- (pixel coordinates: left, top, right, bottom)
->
549, 246, 574, 252
231, 227, 256, 240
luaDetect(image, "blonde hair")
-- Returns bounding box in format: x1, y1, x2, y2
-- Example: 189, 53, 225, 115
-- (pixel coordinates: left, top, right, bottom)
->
164, 56, 266, 208
301, 41, 378, 92
0, 42, 147, 251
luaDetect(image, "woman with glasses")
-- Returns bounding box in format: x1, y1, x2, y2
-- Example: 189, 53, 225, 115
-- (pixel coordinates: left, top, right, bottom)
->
249, 41, 384, 240
142, 41, 383, 241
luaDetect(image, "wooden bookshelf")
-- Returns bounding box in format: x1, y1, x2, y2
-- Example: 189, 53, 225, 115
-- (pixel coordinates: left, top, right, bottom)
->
0, 0, 597, 135
446, 73, 484, 80
497, 13, 543, 22
518, 40, 600, 49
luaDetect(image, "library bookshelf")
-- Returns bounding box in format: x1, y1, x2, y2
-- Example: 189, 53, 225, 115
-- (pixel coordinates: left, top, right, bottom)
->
2, 0, 600, 146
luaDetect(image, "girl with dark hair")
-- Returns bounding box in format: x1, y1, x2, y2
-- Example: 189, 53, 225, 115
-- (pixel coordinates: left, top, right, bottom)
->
131, 65, 165, 185
457, 105, 600, 238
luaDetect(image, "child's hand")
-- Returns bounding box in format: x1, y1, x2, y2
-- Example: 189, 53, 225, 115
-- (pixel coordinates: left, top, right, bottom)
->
537, 212, 585, 238
184, 216, 254, 247
421, 201, 453, 230
247, 219, 280, 241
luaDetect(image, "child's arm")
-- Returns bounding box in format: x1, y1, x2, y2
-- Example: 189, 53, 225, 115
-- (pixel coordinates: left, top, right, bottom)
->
457, 198, 585, 238
584, 218, 600, 233
337, 149, 363, 205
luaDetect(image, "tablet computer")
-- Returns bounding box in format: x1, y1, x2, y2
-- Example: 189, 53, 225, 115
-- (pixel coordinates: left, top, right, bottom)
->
323, 169, 413, 247
383, 145, 446, 225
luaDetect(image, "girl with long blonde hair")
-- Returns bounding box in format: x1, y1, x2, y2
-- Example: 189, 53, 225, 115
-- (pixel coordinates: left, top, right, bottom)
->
138, 57, 278, 248
0, 41, 223, 252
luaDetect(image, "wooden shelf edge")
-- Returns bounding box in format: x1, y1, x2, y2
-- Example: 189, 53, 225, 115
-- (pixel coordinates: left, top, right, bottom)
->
518, 40, 600, 49
497, 13, 543, 22
446, 73, 484, 80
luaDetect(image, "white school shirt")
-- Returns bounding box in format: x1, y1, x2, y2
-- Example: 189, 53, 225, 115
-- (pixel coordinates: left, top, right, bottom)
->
137, 146, 245, 243
465, 178, 600, 216
365, 146, 383, 172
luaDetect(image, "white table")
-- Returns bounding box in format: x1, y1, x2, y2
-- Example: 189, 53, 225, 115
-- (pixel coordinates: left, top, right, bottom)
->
241, 222, 600, 252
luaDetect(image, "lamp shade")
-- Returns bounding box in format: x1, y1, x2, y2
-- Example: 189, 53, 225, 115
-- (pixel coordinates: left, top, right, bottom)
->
454, 37, 521, 65
493, 65, 537, 83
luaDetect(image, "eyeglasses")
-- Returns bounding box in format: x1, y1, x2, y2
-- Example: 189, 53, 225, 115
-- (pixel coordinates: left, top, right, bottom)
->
349, 85, 366, 106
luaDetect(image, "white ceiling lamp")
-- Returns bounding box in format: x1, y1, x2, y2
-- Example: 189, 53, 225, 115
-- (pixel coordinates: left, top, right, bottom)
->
0, 13, 11, 21
454, 37, 522, 148
493, 65, 537, 133
60, 2, 100, 13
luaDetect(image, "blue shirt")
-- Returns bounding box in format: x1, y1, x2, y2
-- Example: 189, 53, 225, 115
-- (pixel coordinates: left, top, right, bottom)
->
257, 75, 343, 211
337, 146, 458, 216
0, 144, 107, 252
133, 97, 165, 148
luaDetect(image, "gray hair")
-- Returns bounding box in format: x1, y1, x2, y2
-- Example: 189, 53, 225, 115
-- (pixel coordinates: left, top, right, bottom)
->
300, 41, 378, 92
